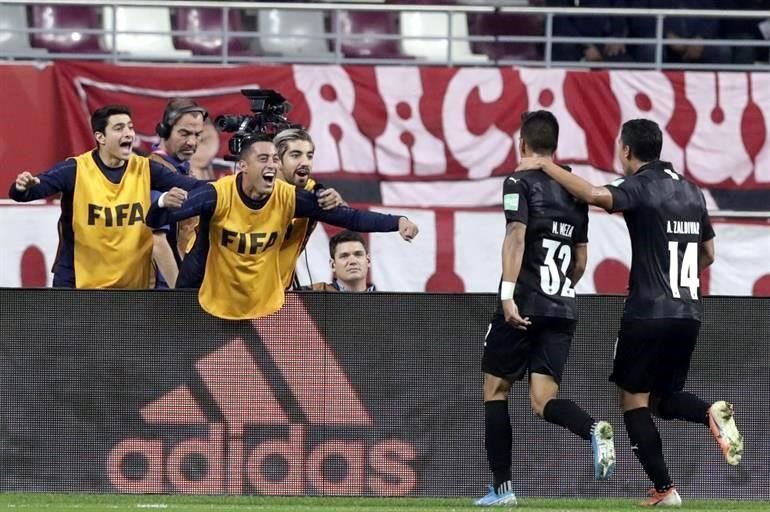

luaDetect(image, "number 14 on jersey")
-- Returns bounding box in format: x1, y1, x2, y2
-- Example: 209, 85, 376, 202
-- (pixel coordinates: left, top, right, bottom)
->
668, 241, 699, 300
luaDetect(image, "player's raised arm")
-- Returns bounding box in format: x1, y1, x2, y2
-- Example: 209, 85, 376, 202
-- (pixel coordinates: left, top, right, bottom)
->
9, 160, 76, 202
294, 188, 419, 241
316, 186, 347, 210
146, 184, 217, 228
518, 157, 614, 212
149, 160, 209, 192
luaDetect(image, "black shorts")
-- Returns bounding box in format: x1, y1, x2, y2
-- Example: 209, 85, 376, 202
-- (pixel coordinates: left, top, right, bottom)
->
609, 318, 701, 394
481, 315, 576, 384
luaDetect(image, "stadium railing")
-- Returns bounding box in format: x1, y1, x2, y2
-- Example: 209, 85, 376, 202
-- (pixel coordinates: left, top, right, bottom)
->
1, 0, 770, 70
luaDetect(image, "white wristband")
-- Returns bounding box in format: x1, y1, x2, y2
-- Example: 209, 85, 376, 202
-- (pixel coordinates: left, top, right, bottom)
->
157, 192, 168, 208
500, 281, 516, 301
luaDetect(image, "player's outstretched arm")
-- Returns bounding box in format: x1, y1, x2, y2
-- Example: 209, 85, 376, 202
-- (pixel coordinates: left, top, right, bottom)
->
501, 221, 531, 330
9, 160, 76, 202
316, 187, 347, 210
518, 157, 614, 212
149, 160, 210, 192
295, 188, 418, 241
146, 184, 217, 228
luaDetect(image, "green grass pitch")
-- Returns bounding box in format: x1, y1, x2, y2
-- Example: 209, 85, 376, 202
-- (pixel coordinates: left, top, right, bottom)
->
0, 494, 768, 511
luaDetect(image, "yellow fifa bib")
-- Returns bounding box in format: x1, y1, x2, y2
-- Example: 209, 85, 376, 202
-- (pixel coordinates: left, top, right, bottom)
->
279, 178, 317, 289
199, 176, 296, 319
71, 152, 153, 288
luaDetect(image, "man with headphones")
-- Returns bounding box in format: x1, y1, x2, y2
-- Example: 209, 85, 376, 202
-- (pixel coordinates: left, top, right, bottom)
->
150, 98, 209, 288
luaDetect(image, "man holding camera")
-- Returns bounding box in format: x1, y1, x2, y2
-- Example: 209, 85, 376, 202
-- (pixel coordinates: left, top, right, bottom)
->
147, 133, 418, 319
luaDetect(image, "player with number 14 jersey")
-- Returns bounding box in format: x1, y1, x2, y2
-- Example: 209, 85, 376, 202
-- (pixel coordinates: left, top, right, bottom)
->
606, 163, 713, 321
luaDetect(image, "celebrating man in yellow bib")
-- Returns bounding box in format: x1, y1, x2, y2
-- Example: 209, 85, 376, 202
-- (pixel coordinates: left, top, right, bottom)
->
147, 133, 419, 320
272, 128, 347, 290
9, 105, 206, 288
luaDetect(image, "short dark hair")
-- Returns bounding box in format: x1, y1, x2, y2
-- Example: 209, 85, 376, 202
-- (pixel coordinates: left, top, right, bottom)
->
329, 230, 367, 259
520, 110, 559, 155
621, 119, 662, 162
240, 132, 275, 157
91, 105, 132, 134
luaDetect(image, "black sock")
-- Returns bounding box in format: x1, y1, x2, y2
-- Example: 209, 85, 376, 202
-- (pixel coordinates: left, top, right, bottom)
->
542, 398, 595, 441
624, 407, 673, 492
484, 400, 512, 488
656, 392, 710, 425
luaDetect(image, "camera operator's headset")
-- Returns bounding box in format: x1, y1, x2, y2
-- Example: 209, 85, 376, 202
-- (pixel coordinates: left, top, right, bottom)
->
155, 101, 209, 140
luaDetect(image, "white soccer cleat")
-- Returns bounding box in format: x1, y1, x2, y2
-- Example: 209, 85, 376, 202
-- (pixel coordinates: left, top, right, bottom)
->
590, 420, 616, 480
474, 483, 518, 507
708, 400, 743, 465
642, 487, 682, 507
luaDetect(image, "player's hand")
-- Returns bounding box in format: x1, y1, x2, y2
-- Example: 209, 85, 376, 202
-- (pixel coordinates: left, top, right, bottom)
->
317, 188, 345, 210
502, 299, 531, 330
15, 172, 40, 191
398, 217, 419, 242
163, 187, 188, 208
516, 156, 550, 172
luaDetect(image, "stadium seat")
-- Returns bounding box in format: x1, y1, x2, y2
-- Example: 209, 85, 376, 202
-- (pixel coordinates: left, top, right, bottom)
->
390, 1, 488, 63
257, 9, 332, 57
0, 5, 46, 55
29, 5, 105, 53
173, 7, 250, 56
468, 13, 541, 61
102, 6, 191, 58
330, 11, 404, 58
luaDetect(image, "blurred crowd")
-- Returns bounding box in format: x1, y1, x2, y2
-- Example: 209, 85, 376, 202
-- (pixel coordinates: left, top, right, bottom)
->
547, 0, 770, 65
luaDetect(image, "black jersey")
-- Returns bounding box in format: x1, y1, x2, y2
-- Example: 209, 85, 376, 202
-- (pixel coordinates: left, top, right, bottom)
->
607, 160, 715, 321
497, 168, 589, 319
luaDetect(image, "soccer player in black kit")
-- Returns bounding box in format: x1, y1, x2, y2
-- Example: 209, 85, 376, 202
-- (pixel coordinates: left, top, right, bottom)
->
521, 118, 743, 507
476, 111, 616, 507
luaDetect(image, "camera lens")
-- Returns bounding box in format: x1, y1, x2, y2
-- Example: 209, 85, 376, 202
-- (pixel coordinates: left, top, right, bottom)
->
215, 115, 243, 132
